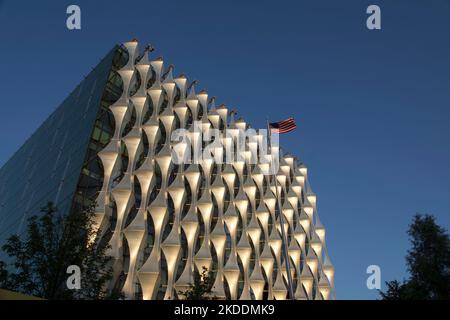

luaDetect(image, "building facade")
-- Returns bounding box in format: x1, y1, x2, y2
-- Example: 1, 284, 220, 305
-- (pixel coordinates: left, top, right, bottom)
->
0, 40, 334, 300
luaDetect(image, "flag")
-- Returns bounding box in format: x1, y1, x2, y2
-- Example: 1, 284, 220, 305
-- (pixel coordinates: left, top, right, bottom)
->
269, 117, 297, 134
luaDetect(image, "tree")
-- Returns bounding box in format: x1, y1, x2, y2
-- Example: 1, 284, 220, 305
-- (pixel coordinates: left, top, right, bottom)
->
178, 266, 216, 300
380, 214, 450, 300
0, 202, 116, 299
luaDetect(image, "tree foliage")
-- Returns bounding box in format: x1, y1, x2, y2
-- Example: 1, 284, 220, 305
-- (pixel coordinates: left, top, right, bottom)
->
0, 202, 115, 299
380, 214, 450, 300
178, 266, 216, 300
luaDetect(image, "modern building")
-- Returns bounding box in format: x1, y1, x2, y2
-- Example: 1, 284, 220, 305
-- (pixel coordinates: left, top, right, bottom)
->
0, 40, 335, 300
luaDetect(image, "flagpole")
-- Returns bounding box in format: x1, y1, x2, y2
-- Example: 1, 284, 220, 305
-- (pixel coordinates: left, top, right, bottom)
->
266, 119, 295, 300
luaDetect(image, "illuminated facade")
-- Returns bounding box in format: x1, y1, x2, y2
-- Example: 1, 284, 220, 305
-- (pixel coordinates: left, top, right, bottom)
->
0, 40, 334, 300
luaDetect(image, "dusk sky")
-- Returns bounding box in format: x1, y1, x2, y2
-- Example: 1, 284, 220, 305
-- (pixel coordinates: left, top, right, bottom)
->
0, 0, 449, 299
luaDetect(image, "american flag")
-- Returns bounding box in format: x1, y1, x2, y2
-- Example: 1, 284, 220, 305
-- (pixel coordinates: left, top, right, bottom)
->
269, 117, 297, 134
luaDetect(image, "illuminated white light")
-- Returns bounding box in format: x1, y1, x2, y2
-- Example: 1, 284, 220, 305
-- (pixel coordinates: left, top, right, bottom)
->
89, 40, 335, 300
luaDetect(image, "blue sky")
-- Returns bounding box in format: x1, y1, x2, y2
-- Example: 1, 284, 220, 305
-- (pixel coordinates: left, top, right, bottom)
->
1, 0, 449, 299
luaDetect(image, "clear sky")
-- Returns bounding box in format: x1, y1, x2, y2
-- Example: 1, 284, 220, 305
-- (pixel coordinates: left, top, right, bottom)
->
0, 0, 449, 299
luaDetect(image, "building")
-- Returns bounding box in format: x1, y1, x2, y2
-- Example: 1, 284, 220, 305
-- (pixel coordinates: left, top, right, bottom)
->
0, 40, 335, 300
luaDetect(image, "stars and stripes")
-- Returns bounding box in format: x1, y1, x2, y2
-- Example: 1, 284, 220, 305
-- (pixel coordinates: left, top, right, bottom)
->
269, 117, 297, 134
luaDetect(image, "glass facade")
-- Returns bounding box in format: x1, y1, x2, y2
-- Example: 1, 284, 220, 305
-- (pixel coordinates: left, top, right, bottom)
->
0, 46, 119, 253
